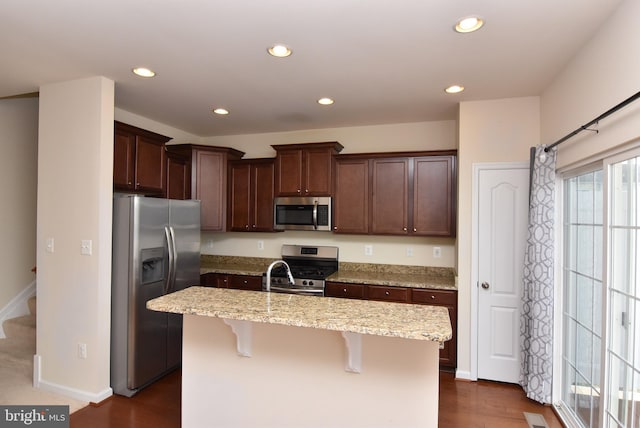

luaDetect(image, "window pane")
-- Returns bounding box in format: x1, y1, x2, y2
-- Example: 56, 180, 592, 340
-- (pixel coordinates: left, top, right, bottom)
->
577, 275, 593, 329
577, 225, 594, 276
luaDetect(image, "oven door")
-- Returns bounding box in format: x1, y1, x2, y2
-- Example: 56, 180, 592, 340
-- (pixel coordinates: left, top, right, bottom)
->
273, 197, 332, 231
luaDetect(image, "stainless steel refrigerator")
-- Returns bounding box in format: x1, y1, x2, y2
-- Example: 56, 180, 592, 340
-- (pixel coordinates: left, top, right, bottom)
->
111, 194, 200, 397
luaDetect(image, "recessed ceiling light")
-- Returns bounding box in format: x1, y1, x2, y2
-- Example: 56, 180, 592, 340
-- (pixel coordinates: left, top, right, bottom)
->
445, 85, 465, 94
212, 108, 229, 115
267, 44, 292, 58
317, 97, 334, 105
454, 16, 484, 33
132, 67, 156, 78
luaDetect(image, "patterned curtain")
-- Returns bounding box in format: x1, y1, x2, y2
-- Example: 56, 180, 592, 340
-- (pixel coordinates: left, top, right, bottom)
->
520, 145, 556, 404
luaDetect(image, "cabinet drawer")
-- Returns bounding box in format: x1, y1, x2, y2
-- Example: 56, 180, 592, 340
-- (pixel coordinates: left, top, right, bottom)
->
366, 285, 410, 303
229, 275, 262, 291
325, 282, 365, 299
411, 289, 456, 305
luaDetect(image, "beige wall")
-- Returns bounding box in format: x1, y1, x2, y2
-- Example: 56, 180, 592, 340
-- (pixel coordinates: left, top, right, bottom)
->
541, 0, 640, 168
456, 96, 540, 378
36, 77, 114, 401
0, 98, 38, 310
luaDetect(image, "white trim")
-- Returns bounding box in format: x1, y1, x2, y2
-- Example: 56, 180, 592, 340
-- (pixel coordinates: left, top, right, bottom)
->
33, 354, 113, 403
0, 281, 36, 338
471, 161, 529, 381
455, 369, 472, 380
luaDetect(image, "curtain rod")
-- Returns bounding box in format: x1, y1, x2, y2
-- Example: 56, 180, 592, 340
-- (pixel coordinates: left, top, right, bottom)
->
544, 90, 640, 152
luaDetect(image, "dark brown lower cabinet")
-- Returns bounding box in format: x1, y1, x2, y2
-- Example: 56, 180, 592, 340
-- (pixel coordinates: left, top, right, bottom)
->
326, 281, 457, 370
200, 273, 261, 291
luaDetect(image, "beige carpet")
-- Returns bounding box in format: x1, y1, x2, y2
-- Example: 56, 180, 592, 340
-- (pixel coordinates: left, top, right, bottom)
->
0, 297, 88, 413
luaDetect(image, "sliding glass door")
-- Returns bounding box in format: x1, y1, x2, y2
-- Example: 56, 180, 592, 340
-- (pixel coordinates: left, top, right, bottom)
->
559, 149, 640, 427
561, 169, 603, 427
606, 154, 640, 427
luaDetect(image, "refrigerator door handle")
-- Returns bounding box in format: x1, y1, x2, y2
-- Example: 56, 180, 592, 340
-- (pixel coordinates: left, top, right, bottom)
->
164, 226, 175, 294
169, 226, 178, 292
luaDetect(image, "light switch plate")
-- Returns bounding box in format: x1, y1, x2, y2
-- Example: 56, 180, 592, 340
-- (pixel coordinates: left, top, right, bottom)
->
81, 240, 92, 256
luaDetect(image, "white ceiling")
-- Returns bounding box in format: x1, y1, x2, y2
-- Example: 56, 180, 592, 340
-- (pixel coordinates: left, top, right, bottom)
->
1, 0, 623, 137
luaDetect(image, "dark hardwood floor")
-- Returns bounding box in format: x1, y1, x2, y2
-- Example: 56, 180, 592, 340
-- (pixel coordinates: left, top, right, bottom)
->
71, 370, 563, 427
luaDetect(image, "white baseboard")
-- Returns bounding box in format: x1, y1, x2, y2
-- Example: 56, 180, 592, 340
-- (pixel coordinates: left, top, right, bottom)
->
0, 281, 36, 338
33, 354, 113, 403
456, 369, 473, 381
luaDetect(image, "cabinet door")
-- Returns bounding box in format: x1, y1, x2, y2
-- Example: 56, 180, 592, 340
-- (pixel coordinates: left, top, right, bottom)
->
333, 159, 369, 234
134, 136, 166, 194
195, 150, 226, 231
228, 163, 252, 231
412, 289, 457, 368
113, 131, 135, 190
251, 161, 275, 231
304, 148, 333, 196
413, 156, 455, 236
274, 149, 303, 196
371, 158, 409, 234
166, 152, 190, 199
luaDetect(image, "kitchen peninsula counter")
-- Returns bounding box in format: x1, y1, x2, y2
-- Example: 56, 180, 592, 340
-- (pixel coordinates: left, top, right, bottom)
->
149, 286, 449, 427
147, 286, 451, 342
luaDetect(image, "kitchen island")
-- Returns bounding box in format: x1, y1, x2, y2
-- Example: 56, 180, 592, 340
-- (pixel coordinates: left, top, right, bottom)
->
148, 286, 451, 428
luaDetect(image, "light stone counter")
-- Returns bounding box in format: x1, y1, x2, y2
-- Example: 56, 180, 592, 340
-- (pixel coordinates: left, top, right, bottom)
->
147, 286, 452, 343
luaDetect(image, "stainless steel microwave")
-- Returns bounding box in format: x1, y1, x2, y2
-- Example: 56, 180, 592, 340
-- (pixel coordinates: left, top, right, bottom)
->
273, 197, 332, 231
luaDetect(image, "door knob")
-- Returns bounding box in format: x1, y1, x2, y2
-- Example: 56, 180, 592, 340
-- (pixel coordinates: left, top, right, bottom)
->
481, 282, 490, 289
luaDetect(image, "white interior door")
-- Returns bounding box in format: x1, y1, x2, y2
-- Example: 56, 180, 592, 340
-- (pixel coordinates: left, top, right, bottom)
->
477, 166, 529, 383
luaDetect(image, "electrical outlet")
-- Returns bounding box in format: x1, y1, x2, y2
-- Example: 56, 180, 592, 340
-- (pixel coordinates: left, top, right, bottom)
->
257, 240, 264, 250
406, 247, 414, 257
433, 247, 442, 258
78, 343, 87, 359
207, 240, 214, 249
364, 245, 373, 256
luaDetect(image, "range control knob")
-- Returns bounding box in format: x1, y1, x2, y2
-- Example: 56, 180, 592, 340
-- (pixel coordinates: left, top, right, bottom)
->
302, 280, 308, 285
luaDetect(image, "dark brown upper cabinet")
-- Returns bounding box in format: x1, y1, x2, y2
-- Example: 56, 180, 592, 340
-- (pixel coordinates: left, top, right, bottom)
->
113, 121, 171, 196
165, 144, 244, 231
272, 142, 344, 197
227, 158, 275, 232
333, 151, 457, 237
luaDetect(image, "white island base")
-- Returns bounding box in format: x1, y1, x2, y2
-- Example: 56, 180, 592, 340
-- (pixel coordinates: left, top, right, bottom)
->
182, 314, 440, 428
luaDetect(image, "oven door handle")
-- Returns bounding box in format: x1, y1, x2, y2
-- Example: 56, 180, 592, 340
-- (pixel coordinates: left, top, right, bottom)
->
269, 285, 324, 295
312, 200, 318, 230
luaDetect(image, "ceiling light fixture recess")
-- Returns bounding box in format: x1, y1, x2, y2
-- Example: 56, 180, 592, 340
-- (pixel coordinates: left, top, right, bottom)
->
212, 108, 229, 115
317, 97, 334, 105
454, 16, 484, 33
445, 85, 465, 94
132, 67, 156, 78
267, 44, 292, 58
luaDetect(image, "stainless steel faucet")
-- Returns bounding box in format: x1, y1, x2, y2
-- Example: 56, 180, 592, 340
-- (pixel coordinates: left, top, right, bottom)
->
265, 260, 295, 292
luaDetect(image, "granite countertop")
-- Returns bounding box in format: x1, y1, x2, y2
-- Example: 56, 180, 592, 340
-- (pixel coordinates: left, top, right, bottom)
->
200, 255, 457, 291
148, 286, 452, 343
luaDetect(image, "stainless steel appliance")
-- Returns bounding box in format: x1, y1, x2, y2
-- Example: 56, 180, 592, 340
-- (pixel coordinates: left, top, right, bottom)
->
273, 196, 332, 231
111, 195, 200, 397
262, 244, 338, 295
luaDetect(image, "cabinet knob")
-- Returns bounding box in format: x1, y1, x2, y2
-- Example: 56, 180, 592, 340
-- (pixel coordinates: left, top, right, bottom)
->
431, 295, 436, 299
343, 288, 347, 293
403, 227, 407, 231
305, 189, 309, 193
413, 228, 417, 232
297, 189, 301, 193
127, 181, 132, 185
245, 225, 249, 229
243, 280, 248, 284
136, 182, 140, 186
252, 224, 256, 228
385, 291, 390, 296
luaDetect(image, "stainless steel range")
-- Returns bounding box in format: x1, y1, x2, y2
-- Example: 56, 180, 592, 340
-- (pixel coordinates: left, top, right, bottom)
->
262, 244, 338, 295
